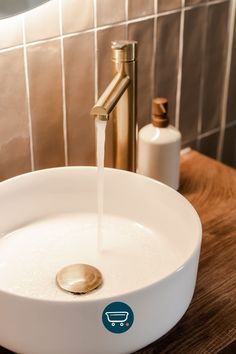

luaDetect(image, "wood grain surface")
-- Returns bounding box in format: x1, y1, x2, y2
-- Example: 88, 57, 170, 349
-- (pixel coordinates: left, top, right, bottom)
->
0, 151, 235, 354
135, 151, 236, 354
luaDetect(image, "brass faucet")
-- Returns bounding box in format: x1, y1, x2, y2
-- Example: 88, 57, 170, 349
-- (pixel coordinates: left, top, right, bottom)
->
90, 40, 137, 172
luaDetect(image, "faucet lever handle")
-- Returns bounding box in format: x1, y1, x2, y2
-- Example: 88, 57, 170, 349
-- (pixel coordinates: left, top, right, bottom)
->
111, 40, 137, 62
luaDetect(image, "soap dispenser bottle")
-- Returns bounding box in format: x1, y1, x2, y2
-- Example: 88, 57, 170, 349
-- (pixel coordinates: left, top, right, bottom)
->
137, 97, 181, 190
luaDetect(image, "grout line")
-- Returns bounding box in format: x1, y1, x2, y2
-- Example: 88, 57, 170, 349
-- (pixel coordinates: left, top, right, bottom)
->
217, 0, 236, 161
0, 11, 181, 55
151, 0, 158, 101
125, 0, 129, 39
183, 127, 221, 147
0, 43, 24, 53
95, 13, 157, 30
175, 0, 185, 129
153, 0, 158, 100
184, 0, 229, 11
226, 120, 236, 129
181, 137, 197, 147
0, 0, 229, 56
155, 0, 158, 14
151, 13, 157, 98
93, 0, 98, 102
198, 127, 220, 140
181, 137, 197, 145
196, 135, 201, 151
59, 0, 68, 166
196, 3, 208, 151
22, 15, 35, 171
26, 35, 60, 46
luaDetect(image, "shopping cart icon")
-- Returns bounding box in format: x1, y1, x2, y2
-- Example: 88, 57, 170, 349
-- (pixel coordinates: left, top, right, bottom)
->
102, 302, 134, 333
105, 311, 129, 327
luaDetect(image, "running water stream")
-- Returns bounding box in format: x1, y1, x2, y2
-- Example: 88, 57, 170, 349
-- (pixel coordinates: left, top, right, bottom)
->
0, 118, 182, 301
95, 117, 107, 252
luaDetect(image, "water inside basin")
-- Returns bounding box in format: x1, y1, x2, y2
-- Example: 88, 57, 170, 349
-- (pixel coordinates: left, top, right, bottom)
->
0, 212, 188, 301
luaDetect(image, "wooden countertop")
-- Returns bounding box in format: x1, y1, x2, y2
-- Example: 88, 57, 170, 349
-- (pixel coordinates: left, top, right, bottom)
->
1, 151, 235, 354
136, 150, 236, 354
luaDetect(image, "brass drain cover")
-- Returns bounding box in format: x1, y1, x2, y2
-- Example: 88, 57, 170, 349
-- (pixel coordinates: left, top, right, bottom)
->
56, 264, 103, 294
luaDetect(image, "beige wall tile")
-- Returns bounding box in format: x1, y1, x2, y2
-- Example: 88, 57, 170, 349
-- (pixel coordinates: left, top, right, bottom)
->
179, 7, 207, 143
128, 19, 154, 129
155, 13, 180, 125
64, 32, 95, 166
62, 0, 94, 34
27, 40, 65, 169
201, 2, 229, 133
222, 125, 236, 168
0, 49, 31, 180
24, 0, 60, 43
0, 0, 234, 171
158, 0, 181, 12
0, 14, 23, 50
97, 25, 126, 167
128, 0, 154, 19
227, 14, 236, 123
199, 131, 220, 159
186, 0, 207, 5
97, 0, 125, 26
97, 26, 126, 95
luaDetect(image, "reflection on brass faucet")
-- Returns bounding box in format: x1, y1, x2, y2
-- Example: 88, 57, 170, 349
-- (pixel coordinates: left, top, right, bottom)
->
90, 40, 137, 172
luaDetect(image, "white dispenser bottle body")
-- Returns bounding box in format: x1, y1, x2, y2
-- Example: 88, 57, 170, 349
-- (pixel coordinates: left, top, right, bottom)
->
138, 124, 181, 190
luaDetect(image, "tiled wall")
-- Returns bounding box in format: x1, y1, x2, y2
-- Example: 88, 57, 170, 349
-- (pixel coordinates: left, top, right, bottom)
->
0, 0, 235, 181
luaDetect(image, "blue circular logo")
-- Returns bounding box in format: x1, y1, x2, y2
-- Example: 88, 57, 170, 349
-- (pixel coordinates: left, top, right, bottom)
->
102, 302, 134, 333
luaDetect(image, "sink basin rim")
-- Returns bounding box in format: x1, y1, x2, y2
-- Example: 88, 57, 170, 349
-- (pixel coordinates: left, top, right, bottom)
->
0, 166, 202, 304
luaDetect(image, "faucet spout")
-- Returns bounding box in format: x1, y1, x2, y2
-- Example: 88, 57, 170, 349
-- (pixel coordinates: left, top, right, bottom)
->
90, 40, 137, 172
90, 72, 130, 119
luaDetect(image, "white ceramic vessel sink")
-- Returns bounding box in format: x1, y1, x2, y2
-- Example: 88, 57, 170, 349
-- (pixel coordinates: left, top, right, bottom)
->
0, 167, 201, 354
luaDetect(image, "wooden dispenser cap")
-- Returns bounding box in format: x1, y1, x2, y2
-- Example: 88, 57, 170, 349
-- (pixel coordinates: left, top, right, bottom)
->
152, 97, 169, 128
